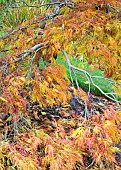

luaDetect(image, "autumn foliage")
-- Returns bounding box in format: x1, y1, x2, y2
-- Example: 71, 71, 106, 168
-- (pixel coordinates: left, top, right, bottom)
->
0, 0, 121, 169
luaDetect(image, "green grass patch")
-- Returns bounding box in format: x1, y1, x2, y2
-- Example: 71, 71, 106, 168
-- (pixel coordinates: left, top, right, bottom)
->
0, 31, 4, 36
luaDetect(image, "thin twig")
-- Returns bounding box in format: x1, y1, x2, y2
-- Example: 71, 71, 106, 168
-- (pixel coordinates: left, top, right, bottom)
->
84, 159, 95, 170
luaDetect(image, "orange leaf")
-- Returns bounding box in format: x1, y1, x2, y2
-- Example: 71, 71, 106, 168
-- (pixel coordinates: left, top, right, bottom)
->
45, 145, 54, 158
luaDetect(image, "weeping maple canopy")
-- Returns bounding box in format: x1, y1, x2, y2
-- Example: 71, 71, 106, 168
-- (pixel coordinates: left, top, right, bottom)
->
0, 1, 121, 170
0, 0, 121, 112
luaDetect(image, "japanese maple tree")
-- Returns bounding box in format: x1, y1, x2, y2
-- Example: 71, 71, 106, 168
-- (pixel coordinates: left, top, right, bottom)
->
0, 0, 121, 169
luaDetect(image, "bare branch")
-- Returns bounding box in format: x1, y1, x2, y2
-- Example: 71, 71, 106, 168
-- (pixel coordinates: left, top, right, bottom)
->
62, 49, 120, 103
13, 42, 46, 63
0, 43, 47, 76
7, 0, 74, 10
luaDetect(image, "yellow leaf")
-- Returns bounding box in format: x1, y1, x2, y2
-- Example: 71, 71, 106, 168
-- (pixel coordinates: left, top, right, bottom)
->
98, 102, 104, 107
19, 77, 26, 82
71, 127, 83, 137
93, 126, 100, 135
27, 37, 32, 43
68, 120, 76, 127
6, 115, 13, 122
89, 65, 94, 72
0, 97, 7, 103
110, 147, 121, 153
63, 104, 70, 108
33, 111, 39, 120
41, 111, 46, 115
0, 122, 4, 127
